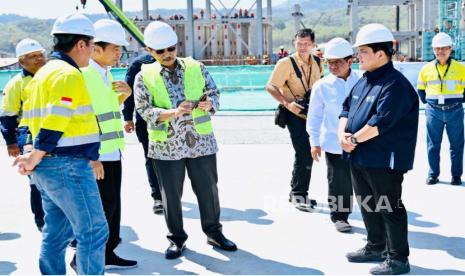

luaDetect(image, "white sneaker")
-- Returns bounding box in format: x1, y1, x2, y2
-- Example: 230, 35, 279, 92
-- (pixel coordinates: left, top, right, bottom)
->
334, 220, 352, 232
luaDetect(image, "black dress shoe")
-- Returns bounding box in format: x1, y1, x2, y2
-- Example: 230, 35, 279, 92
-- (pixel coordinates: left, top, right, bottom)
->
207, 233, 237, 251
370, 259, 410, 275
426, 176, 439, 185
165, 243, 185, 259
346, 247, 386, 263
451, 176, 462, 185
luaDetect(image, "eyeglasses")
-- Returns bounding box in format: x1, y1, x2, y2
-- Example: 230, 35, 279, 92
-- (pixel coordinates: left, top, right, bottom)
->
155, 46, 176, 54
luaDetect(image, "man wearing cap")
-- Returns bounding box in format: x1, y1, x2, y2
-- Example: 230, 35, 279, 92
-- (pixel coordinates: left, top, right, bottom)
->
134, 21, 237, 259
307, 37, 359, 233
14, 13, 109, 275
338, 23, 418, 274
417, 32, 465, 186
80, 19, 137, 270
0, 38, 46, 231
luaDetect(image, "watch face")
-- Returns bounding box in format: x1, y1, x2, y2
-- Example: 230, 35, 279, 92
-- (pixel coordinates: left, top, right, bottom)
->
351, 137, 357, 144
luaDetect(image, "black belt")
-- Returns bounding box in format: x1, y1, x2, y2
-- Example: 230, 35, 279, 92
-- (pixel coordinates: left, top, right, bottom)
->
428, 102, 462, 111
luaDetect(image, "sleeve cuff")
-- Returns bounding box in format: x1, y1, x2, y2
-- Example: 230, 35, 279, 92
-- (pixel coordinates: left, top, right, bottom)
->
34, 129, 64, 153
339, 111, 349, 118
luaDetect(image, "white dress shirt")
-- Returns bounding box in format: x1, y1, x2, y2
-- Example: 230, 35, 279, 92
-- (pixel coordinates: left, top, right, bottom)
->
88, 59, 122, 162
307, 70, 360, 154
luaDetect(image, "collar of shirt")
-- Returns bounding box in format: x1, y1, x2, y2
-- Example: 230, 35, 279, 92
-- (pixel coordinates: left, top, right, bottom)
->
89, 59, 110, 85
50, 51, 80, 71
292, 53, 312, 66
21, 68, 33, 78
364, 61, 394, 82
160, 58, 184, 74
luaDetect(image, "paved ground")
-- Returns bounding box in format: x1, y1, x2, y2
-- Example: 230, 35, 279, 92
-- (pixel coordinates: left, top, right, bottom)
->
1, 113, 465, 275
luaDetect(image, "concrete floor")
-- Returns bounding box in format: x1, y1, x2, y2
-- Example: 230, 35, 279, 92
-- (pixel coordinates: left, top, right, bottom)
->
1, 113, 465, 275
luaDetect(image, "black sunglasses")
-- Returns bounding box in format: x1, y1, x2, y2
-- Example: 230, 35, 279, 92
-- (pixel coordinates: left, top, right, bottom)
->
155, 46, 176, 54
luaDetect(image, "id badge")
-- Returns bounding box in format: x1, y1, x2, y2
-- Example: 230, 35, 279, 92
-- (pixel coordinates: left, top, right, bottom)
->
446, 81, 456, 91
438, 95, 445, 105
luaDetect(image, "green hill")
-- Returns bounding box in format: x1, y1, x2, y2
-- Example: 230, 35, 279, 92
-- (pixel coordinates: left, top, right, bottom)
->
0, 3, 409, 55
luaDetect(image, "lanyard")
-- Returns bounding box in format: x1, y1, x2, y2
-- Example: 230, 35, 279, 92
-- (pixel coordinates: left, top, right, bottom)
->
434, 59, 451, 92
300, 56, 312, 91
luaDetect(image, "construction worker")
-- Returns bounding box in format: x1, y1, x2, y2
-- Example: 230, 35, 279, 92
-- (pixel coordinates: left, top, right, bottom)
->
0, 38, 46, 231
266, 28, 323, 212
79, 19, 137, 269
306, 37, 359, 233
13, 13, 109, 275
123, 50, 164, 215
417, 32, 465, 186
339, 23, 418, 275
133, 21, 237, 259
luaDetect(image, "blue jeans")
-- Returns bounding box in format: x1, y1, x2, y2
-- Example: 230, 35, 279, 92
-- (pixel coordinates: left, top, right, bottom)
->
33, 156, 109, 275
425, 104, 464, 178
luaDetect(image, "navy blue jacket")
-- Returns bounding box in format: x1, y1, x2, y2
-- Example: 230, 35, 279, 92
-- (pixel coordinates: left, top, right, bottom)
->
122, 53, 155, 123
122, 53, 155, 143
340, 61, 419, 172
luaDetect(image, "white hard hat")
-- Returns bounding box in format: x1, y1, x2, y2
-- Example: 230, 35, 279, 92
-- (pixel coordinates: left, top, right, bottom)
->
324, 38, 353, 59
144, 21, 177, 50
353, 23, 394, 47
15, 38, 45, 58
94, 19, 129, 46
51, 13, 95, 37
432, 32, 453, 48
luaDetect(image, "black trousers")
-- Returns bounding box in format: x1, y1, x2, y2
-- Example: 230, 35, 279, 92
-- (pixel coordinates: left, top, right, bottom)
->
136, 118, 161, 201
286, 110, 313, 197
152, 154, 223, 247
350, 162, 409, 262
325, 153, 353, 222
30, 184, 45, 229
96, 160, 122, 257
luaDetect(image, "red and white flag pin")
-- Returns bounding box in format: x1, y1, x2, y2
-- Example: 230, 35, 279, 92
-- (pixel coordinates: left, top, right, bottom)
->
60, 97, 73, 106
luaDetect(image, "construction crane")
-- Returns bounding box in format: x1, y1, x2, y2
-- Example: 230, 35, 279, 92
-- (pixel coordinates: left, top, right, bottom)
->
78, 0, 145, 47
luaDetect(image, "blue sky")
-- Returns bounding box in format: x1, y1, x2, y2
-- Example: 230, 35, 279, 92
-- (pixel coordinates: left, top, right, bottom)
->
0, 0, 286, 19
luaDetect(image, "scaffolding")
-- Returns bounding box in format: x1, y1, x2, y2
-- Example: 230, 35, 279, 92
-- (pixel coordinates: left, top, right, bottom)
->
438, 0, 465, 60
121, 0, 272, 65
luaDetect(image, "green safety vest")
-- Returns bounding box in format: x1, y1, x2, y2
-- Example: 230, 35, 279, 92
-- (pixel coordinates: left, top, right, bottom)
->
141, 57, 213, 142
82, 66, 125, 154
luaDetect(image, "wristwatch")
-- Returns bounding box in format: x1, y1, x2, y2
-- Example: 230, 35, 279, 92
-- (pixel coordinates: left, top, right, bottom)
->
350, 136, 359, 145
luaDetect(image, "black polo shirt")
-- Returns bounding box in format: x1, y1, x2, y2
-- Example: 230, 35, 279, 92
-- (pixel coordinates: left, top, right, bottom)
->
340, 61, 419, 172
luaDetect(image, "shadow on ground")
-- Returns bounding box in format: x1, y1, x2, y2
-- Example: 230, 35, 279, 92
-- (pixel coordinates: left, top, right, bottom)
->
0, 233, 21, 241
111, 226, 193, 275
184, 247, 323, 274
114, 226, 322, 275
182, 202, 273, 225
0, 262, 17, 274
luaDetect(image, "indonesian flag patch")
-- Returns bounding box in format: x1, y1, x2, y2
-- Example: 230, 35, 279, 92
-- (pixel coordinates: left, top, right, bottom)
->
60, 97, 73, 106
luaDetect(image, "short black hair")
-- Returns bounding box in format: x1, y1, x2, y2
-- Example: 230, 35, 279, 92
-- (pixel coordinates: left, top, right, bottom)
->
295, 28, 315, 42
53, 34, 92, 53
365, 41, 394, 60
94, 41, 110, 50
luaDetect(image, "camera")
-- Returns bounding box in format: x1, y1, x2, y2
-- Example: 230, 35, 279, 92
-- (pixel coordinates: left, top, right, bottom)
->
294, 91, 310, 115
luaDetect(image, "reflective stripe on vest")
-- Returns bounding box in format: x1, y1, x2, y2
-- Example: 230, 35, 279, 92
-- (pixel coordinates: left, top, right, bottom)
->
57, 133, 100, 147
20, 59, 100, 149
141, 57, 213, 142
82, 66, 125, 154
421, 60, 465, 96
